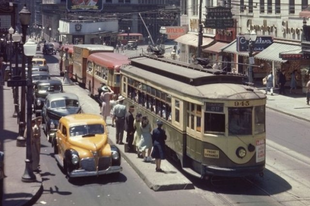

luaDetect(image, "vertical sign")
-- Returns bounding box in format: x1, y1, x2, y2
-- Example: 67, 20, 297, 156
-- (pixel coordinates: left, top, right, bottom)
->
256, 139, 265, 163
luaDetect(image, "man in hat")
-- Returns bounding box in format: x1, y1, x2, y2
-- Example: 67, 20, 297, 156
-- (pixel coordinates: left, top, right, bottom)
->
125, 105, 135, 152
112, 96, 127, 144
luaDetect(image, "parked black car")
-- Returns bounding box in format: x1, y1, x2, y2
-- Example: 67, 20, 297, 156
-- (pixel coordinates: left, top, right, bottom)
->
42, 93, 81, 143
33, 80, 63, 117
43, 43, 56, 55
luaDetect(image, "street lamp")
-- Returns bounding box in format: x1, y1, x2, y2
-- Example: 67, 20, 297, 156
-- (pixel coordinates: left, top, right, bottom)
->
8, 26, 14, 78
49, 27, 51, 41
11, 31, 21, 119
16, 5, 31, 147
127, 27, 130, 44
243, 30, 257, 84
98, 27, 101, 44
22, 38, 37, 182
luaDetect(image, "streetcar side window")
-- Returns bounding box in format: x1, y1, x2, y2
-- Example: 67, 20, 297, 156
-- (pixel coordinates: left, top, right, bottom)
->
187, 103, 202, 132
254, 105, 265, 134
175, 99, 180, 122
204, 113, 225, 133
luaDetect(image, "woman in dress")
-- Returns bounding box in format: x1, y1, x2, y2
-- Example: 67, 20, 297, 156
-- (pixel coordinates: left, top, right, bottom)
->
100, 85, 114, 122
133, 113, 142, 157
151, 120, 167, 172
138, 116, 153, 162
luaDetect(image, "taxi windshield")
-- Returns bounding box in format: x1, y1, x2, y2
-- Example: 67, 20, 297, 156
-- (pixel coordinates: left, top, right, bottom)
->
69, 124, 104, 137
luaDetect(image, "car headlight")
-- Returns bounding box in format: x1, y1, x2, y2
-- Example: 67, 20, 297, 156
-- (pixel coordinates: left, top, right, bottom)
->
36, 99, 41, 106
50, 121, 55, 129
236, 147, 247, 158
71, 153, 79, 165
111, 150, 119, 160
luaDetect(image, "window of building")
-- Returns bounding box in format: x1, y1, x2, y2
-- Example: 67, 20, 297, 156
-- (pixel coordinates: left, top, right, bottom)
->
192, 0, 198, 16
289, 0, 295, 14
181, 0, 188, 15
275, 0, 280, 13
206, 0, 213, 8
240, 0, 245, 12
260, 0, 265, 13
249, 0, 253, 13
267, 0, 272, 13
119, 0, 124, 3
302, 0, 308, 10
106, 0, 112, 3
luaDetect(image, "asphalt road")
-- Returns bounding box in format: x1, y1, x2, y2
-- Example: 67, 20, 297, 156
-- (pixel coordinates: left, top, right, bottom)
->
33, 51, 310, 206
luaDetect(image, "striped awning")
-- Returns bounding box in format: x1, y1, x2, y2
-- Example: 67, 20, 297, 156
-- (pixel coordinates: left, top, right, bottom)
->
221, 40, 249, 56
254, 42, 301, 62
203, 42, 228, 53
174, 33, 214, 47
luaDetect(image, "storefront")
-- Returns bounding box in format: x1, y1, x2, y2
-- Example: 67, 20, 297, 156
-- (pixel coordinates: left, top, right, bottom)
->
174, 33, 214, 63
279, 51, 310, 93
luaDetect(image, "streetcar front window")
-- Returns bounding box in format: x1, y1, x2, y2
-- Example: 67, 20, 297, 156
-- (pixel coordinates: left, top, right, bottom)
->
254, 105, 265, 134
228, 108, 252, 135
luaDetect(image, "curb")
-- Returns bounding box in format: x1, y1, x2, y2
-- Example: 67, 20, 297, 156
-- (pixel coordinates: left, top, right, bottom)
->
116, 143, 194, 191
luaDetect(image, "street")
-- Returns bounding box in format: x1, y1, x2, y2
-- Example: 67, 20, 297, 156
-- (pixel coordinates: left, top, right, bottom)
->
32, 49, 310, 206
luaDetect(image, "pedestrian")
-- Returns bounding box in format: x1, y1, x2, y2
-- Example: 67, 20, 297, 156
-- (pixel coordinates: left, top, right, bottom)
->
290, 70, 297, 94
109, 94, 118, 127
133, 113, 143, 157
125, 105, 135, 152
306, 75, 310, 105
100, 85, 114, 122
112, 96, 127, 144
138, 116, 152, 162
115, 44, 119, 53
278, 70, 286, 95
265, 71, 274, 95
151, 120, 167, 172
121, 43, 124, 52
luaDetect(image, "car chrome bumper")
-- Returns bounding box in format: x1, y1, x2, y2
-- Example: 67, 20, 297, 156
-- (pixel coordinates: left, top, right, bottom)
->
68, 166, 122, 178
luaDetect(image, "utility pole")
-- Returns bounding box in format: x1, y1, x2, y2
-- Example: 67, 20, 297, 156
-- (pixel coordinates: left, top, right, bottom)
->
197, 0, 203, 58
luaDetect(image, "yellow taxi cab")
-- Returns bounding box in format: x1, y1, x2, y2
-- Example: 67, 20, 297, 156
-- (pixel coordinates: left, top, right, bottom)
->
32, 55, 47, 66
53, 113, 122, 180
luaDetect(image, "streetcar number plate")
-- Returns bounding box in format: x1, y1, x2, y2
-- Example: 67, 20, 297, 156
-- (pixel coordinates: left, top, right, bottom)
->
234, 101, 250, 107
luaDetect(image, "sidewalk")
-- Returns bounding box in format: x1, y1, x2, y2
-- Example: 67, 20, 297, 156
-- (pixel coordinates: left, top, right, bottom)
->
1, 79, 310, 206
1, 84, 42, 206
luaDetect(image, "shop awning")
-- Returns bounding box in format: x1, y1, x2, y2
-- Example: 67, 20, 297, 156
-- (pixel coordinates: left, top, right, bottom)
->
174, 33, 214, 47
255, 42, 301, 62
202, 42, 228, 53
221, 40, 249, 56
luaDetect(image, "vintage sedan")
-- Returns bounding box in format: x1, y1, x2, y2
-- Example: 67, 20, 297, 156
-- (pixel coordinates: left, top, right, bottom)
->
54, 114, 122, 179
31, 71, 51, 85
42, 93, 81, 143
33, 80, 63, 116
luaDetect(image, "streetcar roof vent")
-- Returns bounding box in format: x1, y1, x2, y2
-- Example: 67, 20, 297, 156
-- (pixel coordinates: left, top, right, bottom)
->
127, 55, 246, 86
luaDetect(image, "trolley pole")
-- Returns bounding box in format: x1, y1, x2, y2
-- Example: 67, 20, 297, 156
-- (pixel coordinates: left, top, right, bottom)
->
197, 0, 203, 58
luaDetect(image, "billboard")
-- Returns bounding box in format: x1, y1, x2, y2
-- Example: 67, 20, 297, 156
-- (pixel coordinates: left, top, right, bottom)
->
165, 26, 187, 40
67, 0, 103, 12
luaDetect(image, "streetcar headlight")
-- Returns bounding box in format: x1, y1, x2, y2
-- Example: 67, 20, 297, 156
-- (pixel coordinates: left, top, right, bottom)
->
236, 147, 247, 158
111, 150, 119, 160
71, 153, 79, 165
50, 121, 55, 129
